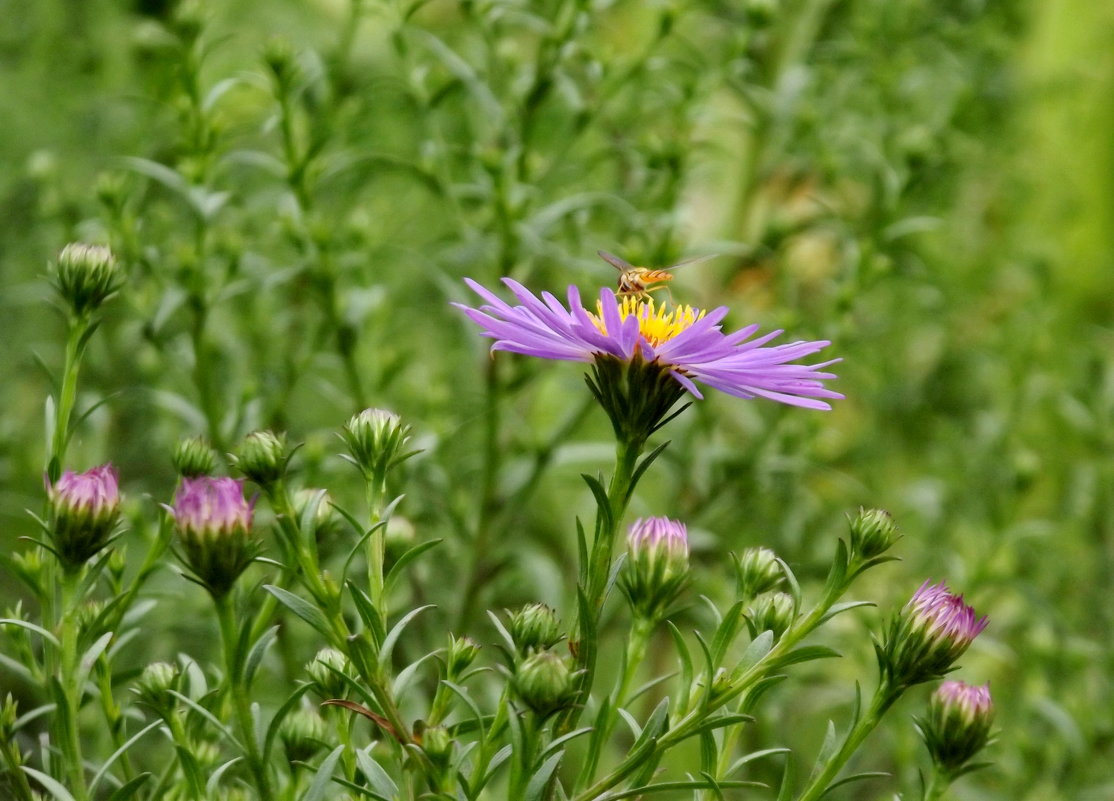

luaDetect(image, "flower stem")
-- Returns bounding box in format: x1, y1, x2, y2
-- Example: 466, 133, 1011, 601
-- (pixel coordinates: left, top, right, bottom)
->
215, 593, 271, 799
48, 314, 90, 482
56, 568, 89, 801
793, 680, 901, 801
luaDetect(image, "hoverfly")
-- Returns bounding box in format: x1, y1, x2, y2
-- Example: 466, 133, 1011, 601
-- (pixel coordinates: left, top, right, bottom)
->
597, 250, 714, 300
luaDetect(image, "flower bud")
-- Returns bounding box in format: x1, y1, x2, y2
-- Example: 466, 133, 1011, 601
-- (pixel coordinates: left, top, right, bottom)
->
848, 507, 900, 560
917, 681, 994, 773
306, 648, 351, 700
878, 581, 988, 687
48, 464, 121, 570
622, 516, 689, 620
171, 477, 255, 597
231, 430, 289, 488
292, 488, 342, 539
52, 243, 121, 317
748, 592, 796, 640
421, 725, 453, 768
173, 436, 218, 478
279, 708, 327, 763
446, 634, 481, 679
134, 662, 180, 714
263, 36, 297, 87
514, 651, 575, 718
508, 603, 562, 655
341, 409, 413, 482
1, 694, 18, 740
734, 546, 783, 600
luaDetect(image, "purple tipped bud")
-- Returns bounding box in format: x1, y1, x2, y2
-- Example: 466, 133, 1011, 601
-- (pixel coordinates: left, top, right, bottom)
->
48, 464, 121, 570
172, 477, 254, 597
622, 516, 689, 620
918, 681, 995, 773
879, 581, 988, 687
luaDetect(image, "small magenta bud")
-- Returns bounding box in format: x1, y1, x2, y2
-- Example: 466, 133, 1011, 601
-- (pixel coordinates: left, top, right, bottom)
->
232, 430, 289, 488
514, 651, 575, 717
734, 546, 783, 600
918, 681, 995, 773
306, 648, 351, 699
171, 477, 255, 597
879, 581, 988, 687
508, 603, 562, 655
134, 662, 180, 713
280, 708, 327, 763
446, 634, 481, 679
622, 516, 689, 620
173, 436, 218, 478
53, 243, 121, 317
849, 507, 900, 560
48, 463, 121, 570
341, 409, 413, 482
748, 591, 796, 640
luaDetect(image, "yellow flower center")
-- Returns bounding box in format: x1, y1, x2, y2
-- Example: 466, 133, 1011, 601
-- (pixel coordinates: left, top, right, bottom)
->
595, 296, 704, 348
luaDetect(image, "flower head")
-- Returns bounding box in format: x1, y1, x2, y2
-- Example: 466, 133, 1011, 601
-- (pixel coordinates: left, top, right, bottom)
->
514, 650, 576, 718
48, 464, 121, 570
341, 408, 414, 483
456, 279, 842, 410
232, 430, 289, 489
734, 546, 784, 600
52, 242, 121, 317
918, 681, 995, 774
878, 581, 988, 687
508, 603, 563, 655
622, 516, 690, 620
172, 477, 255, 597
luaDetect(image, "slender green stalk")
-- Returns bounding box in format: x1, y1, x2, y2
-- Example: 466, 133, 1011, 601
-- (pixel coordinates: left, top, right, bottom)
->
794, 681, 900, 801
56, 569, 89, 801
215, 594, 272, 799
48, 315, 91, 482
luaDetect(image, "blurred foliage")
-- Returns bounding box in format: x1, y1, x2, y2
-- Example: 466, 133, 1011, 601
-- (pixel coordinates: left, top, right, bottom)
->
1, 0, 1112, 798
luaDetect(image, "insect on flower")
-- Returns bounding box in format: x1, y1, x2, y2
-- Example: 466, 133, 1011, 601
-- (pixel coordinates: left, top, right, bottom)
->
598, 250, 714, 301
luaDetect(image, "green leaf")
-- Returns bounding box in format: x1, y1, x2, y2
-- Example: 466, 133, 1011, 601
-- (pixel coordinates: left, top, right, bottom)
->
776, 645, 842, 668
392, 651, 439, 699
822, 771, 889, 796
604, 779, 760, 799
302, 744, 345, 801
379, 605, 435, 670
263, 683, 315, 764
106, 773, 151, 801
384, 539, 443, 594
262, 585, 330, 634
666, 622, 693, 709
629, 440, 671, 494
243, 625, 280, 688
20, 766, 77, 801
0, 618, 60, 648
734, 630, 774, 677
817, 600, 875, 625
205, 757, 242, 796
725, 747, 792, 778
347, 581, 385, 646
89, 720, 161, 793
355, 746, 399, 798
523, 751, 564, 801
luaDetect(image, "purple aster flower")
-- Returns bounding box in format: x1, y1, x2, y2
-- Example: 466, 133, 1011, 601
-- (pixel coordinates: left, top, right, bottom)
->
879, 581, 988, 687
48, 463, 121, 569
623, 517, 690, 620
172, 477, 255, 597
918, 681, 995, 772
455, 278, 842, 410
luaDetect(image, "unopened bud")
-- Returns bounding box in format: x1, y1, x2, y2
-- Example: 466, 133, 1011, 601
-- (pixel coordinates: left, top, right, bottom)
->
748, 592, 796, 640
622, 516, 689, 620
53, 243, 121, 317
341, 409, 413, 482
917, 681, 994, 773
508, 603, 562, 655
306, 648, 351, 700
134, 662, 180, 713
421, 725, 453, 768
280, 708, 327, 763
514, 651, 575, 717
734, 547, 783, 600
848, 507, 900, 560
171, 477, 255, 597
878, 581, 988, 687
48, 463, 121, 570
446, 634, 481, 679
232, 430, 289, 488
173, 436, 218, 478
